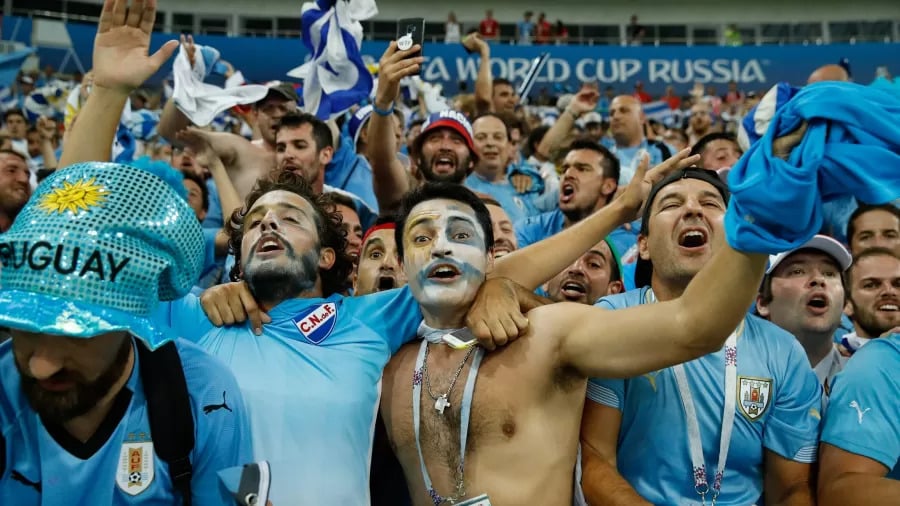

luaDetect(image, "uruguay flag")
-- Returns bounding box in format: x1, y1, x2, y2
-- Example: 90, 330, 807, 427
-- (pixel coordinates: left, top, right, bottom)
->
643, 100, 674, 126
288, 0, 377, 119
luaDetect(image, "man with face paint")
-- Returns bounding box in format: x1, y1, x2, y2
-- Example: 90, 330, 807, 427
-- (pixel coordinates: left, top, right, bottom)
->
64, 9, 535, 505
378, 171, 790, 505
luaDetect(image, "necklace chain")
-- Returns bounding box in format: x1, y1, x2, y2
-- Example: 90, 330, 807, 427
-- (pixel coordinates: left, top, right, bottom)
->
422, 343, 476, 403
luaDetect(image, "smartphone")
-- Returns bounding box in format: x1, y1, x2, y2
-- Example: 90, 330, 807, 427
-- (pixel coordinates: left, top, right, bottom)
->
235, 461, 270, 506
442, 328, 477, 349
397, 17, 425, 72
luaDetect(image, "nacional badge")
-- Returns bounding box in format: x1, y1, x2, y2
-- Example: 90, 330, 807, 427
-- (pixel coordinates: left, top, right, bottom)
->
291, 302, 338, 344
116, 434, 155, 495
737, 376, 772, 421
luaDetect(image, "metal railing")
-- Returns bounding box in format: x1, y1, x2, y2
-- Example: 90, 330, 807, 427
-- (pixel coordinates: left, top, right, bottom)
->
10, 8, 900, 46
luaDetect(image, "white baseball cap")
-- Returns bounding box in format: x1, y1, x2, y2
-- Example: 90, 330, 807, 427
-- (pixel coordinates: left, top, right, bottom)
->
766, 234, 852, 275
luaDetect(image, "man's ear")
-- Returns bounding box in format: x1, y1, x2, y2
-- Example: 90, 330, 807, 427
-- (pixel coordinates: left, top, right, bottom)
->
318, 247, 336, 270
607, 280, 624, 295
755, 295, 770, 318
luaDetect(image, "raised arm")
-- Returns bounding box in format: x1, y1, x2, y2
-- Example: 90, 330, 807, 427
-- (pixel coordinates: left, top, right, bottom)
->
532, 239, 767, 378
60, 0, 177, 167
368, 41, 423, 212
157, 35, 196, 143
491, 149, 700, 289
462, 34, 492, 115
36, 117, 59, 171
536, 85, 598, 160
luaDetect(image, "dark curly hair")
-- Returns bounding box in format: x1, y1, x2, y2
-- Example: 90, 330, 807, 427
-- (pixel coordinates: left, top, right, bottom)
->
226, 171, 353, 297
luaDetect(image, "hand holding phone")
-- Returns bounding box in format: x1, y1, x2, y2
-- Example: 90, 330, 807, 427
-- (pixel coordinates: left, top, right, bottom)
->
397, 17, 425, 74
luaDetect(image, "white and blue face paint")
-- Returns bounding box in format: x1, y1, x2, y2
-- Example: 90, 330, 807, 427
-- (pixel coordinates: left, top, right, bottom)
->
402, 199, 491, 319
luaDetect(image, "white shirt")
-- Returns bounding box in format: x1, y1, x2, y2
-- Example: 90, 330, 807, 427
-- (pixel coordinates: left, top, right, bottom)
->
445, 22, 461, 43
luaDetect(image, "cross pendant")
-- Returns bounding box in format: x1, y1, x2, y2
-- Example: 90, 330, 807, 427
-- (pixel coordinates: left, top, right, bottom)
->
434, 395, 450, 414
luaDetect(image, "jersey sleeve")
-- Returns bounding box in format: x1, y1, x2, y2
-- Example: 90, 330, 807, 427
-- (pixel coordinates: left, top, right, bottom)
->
150, 294, 216, 343
762, 339, 823, 463
179, 341, 254, 505
353, 286, 423, 354
587, 378, 625, 410
821, 339, 900, 471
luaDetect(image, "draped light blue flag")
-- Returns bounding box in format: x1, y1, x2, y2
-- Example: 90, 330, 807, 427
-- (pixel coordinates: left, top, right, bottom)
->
288, 0, 377, 119
726, 81, 900, 254
0, 48, 35, 89
737, 82, 799, 151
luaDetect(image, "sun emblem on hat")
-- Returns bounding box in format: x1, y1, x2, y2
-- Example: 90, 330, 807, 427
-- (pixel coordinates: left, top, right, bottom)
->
40, 177, 108, 214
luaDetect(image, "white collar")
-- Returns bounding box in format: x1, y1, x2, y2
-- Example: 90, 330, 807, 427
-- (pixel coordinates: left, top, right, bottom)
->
813, 346, 844, 386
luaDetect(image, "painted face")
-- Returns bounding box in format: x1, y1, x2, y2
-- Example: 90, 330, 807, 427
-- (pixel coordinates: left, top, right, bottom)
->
546, 240, 621, 305
472, 116, 510, 178
850, 209, 900, 255
416, 128, 473, 184
760, 251, 845, 337
335, 203, 362, 263
402, 198, 490, 311
12, 330, 132, 424
486, 203, 517, 259
848, 253, 900, 337
255, 96, 297, 145
559, 148, 616, 218
275, 125, 333, 188
240, 190, 330, 303
639, 178, 726, 286
700, 139, 742, 171
354, 228, 407, 295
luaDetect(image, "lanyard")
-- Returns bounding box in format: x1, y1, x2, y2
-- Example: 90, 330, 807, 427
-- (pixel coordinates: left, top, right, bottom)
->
413, 338, 484, 505
645, 288, 741, 505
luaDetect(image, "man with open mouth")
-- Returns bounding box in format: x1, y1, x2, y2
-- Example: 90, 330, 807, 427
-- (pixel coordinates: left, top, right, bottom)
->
582, 168, 823, 506
544, 238, 623, 305
756, 235, 852, 392
838, 247, 900, 356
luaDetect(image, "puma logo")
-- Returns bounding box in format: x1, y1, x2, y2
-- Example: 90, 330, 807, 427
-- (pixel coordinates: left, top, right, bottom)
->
11, 470, 41, 492
849, 401, 871, 424
643, 371, 661, 392
203, 391, 233, 414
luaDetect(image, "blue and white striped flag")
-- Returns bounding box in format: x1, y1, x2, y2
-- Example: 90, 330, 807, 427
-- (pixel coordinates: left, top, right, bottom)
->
23, 83, 71, 122
643, 100, 674, 126
288, 0, 377, 119
0, 86, 19, 111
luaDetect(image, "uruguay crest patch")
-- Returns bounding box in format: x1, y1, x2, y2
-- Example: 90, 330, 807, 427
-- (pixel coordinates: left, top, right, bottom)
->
291, 302, 338, 344
116, 439, 155, 495
738, 376, 772, 421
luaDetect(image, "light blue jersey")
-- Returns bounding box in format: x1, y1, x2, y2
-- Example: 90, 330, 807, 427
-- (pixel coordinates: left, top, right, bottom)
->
465, 171, 545, 223
587, 287, 822, 505
0, 338, 252, 505
513, 207, 638, 260
153, 286, 422, 504
821, 334, 900, 480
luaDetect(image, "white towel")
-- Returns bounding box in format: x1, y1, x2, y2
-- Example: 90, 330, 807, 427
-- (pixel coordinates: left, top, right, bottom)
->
172, 44, 268, 127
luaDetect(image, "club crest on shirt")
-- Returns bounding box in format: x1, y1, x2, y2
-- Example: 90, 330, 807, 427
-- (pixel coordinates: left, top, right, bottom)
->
291, 302, 338, 344
116, 434, 154, 495
738, 376, 772, 421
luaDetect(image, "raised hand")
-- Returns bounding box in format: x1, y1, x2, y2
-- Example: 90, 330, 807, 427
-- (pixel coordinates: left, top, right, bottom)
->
374, 41, 424, 109
93, 0, 178, 93
616, 148, 702, 221
461, 33, 488, 55
36, 117, 58, 141
566, 85, 600, 117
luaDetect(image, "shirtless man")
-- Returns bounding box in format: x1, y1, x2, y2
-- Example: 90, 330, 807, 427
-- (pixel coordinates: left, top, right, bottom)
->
379, 180, 774, 505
